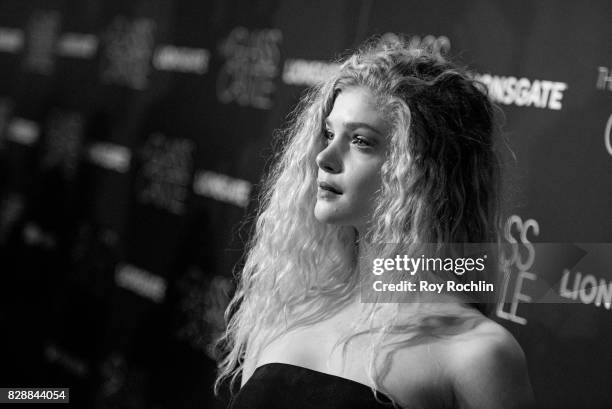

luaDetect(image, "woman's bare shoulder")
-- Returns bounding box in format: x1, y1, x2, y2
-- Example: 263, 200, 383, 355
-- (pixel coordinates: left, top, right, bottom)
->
444, 318, 535, 409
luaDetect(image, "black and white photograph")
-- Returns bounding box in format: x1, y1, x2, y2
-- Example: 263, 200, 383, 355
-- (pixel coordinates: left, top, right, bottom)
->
0, 1, 610, 408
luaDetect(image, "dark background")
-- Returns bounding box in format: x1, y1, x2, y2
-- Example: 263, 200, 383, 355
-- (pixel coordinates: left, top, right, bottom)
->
0, 1, 611, 408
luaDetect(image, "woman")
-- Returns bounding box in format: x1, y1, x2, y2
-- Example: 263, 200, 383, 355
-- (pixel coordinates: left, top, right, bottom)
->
214, 35, 535, 409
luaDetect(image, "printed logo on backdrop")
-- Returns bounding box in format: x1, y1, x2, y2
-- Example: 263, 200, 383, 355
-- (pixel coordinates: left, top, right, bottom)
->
23, 10, 61, 74
95, 352, 148, 407
22, 221, 57, 249
135, 132, 195, 215
193, 170, 251, 208
560, 258, 612, 310
473, 73, 567, 110
283, 33, 449, 87
496, 216, 612, 325
596, 66, 612, 92
381, 32, 451, 56
496, 215, 540, 325
605, 113, 612, 156
115, 263, 166, 303
6, 117, 40, 146
0, 97, 13, 149
56, 32, 98, 59
0, 27, 24, 53
283, 60, 340, 87
0, 194, 24, 245
99, 16, 156, 90
597, 68, 612, 156
153, 45, 210, 74
97, 353, 127, 399
44, 342, 89, 378
87, 142, 131, 173
217, 27, 283, 109
42, 110, 83, 181
174, 267, 233, 359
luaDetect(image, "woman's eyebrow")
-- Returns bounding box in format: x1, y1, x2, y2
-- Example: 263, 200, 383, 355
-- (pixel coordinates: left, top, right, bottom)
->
324, 118, 384, 136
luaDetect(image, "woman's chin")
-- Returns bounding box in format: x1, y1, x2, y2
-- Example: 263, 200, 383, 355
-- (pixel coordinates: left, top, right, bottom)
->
314, 204, 341, 225
314, 202, 368, 229
314, 211, 336, 225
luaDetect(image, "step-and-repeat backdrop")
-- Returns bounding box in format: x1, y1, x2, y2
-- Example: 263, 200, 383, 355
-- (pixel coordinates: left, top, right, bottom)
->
0, 1, 610, 408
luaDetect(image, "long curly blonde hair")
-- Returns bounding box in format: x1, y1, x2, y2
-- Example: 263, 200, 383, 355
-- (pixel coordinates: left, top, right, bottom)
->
214, 35, 505, 406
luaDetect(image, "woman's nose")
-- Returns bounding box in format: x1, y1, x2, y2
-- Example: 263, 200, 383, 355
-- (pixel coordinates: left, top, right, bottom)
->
316, 143, 342, 173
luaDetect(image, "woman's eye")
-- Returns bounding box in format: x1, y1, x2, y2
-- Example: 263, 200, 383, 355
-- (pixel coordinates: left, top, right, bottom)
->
352, 136, 371, 147
323, 129, 334, 141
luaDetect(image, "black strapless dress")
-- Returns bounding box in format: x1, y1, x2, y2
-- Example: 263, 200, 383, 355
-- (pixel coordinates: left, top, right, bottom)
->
228, 362, 397, 409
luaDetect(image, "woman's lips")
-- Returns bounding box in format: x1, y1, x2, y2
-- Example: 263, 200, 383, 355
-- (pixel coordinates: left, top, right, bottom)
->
317, 187, 340, 199
318, 181, 342, 194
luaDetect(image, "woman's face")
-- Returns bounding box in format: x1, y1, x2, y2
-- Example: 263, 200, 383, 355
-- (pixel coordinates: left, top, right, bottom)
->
314, 86, 390, 232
